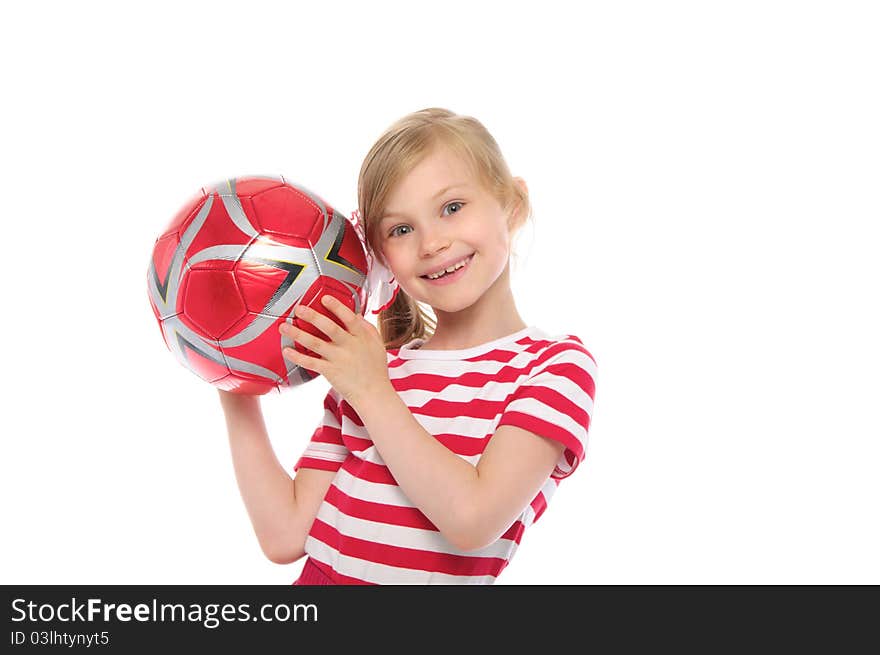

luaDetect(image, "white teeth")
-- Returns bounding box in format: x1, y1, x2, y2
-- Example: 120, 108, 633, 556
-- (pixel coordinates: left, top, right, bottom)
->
426, 256, 469, 279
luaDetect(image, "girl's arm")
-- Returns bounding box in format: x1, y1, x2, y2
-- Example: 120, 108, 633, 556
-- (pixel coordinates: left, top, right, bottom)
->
218, 390, 335, 563
355, 388, 565, 552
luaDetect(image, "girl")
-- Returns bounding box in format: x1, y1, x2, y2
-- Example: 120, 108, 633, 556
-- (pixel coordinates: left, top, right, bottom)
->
218, 108, 597, 585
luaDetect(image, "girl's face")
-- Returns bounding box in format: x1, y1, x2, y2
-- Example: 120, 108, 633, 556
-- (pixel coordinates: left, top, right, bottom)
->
376, 144, 518, 315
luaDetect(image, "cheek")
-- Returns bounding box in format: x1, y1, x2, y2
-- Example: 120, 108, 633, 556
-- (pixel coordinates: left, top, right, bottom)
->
379, 243, 398, 264
379, 245, 412, 279
484, 225, 512, 261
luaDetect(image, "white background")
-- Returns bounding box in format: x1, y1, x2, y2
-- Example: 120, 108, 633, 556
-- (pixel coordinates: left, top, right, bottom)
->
1, 1, 877, 585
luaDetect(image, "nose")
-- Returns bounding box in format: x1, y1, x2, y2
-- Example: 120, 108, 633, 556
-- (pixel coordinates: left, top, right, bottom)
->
418, 223, 451, 259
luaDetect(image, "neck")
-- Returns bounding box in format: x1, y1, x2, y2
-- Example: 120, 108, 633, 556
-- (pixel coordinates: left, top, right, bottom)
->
421, 262, 527, 351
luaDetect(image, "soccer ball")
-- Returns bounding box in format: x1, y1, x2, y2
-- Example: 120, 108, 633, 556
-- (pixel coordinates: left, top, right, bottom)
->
147, 176, 368, 395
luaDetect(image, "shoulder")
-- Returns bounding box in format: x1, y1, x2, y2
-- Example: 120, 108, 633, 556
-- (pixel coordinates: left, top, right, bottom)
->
527, 329, 597, 370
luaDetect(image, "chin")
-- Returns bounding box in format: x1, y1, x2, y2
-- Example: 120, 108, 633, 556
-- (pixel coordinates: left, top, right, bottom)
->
429, 294, 481, 315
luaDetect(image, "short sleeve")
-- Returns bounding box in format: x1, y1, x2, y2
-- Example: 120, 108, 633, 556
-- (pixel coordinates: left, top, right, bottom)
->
496, 340, 597, 480
293, 388, 350, 473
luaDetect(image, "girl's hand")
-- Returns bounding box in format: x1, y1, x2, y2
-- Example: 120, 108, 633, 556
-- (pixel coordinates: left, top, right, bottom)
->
279, 296, 392, 412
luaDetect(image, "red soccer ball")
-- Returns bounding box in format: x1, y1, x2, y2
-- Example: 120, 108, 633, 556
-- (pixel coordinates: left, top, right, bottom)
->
147, 176, 368, 394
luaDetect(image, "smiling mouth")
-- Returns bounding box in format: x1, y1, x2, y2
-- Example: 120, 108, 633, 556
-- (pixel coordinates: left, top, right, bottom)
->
420, 254, 474, 280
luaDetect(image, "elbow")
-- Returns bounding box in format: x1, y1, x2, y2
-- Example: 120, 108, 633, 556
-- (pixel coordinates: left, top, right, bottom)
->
445, 507, 496, 553
265, 549, 299, 565
261, 538, 305, 565
449, 533, 493, 553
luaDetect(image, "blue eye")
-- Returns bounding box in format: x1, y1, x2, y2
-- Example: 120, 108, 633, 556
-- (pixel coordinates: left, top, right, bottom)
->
443, 201, 464, 215
387, 202, 464, 238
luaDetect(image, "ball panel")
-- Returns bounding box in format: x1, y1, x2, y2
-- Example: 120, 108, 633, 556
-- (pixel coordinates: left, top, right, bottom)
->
316, 273, 369, 318
235, 258, 302, 315
227, 176, 285, 197
150, 232, 181, 284
186, 241, 251, 273
290, 277, 363, 372
148, 231, 185, 321
212, 373, 276, 395
234, 234, 315, 315
335, 220, 370, 275
154, 311, 181, 352
185, 194, 255, 272
251, 184, 322, 238
220, 311, 291, 384
170, 333, 231, 384
181, 269, 248, 340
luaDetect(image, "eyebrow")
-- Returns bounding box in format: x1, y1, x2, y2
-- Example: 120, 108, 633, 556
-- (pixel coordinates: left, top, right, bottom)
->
379, 183, 468, 223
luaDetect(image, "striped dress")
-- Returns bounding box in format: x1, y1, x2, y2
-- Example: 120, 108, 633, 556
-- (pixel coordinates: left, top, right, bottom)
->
293, 325, 597, 584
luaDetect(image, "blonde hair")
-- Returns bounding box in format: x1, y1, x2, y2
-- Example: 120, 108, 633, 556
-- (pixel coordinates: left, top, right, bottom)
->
357, 108, 532, 349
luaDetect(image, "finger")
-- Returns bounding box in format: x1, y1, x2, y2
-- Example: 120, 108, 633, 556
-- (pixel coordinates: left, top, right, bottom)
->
321, 295, 359, 332
282, 345, 325, 374
294, 303, 348, 341
283, 324, 330, 357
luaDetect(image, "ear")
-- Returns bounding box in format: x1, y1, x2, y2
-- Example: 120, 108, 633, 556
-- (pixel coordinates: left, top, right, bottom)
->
507, 177, 529, 232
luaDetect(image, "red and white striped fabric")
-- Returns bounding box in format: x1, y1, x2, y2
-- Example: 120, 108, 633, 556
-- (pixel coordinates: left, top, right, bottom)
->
293, 325, 597, 584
